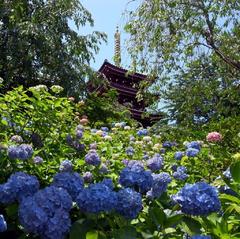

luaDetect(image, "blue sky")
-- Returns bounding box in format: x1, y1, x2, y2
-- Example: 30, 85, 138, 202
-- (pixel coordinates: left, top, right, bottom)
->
80, 0, 137, 70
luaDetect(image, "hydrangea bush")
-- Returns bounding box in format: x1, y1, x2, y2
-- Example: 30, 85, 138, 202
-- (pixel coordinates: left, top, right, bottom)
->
0, 85, 240, 238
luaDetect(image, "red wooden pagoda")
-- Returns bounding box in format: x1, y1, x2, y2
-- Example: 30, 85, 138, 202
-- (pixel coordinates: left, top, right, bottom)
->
88, 27, 161, 126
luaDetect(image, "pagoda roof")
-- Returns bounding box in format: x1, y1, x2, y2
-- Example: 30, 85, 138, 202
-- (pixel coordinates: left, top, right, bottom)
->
98, 60, 147, 82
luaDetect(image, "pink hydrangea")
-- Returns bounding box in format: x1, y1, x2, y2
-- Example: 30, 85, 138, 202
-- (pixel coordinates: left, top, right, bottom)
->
206, 132, 222, 142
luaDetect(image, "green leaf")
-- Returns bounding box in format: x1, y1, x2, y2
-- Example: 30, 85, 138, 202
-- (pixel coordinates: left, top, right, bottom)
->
86, 231, 98, 239
230, 162, 240, 183
113, 226, 137, 239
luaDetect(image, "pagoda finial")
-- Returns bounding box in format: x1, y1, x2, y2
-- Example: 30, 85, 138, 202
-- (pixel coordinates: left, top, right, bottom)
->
114, 26, 121, 67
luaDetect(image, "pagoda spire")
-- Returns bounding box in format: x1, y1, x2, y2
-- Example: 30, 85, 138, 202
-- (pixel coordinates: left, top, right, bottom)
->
114, 26, 121, 67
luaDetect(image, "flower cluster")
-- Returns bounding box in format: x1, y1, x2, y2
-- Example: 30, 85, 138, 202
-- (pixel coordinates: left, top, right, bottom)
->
19, 186, 72, 239
59, 160, 73, 172
147, 153, 164, 171
186, 141, 201, 150
186, 148, 199, 157
147, 173, 172, 199
206, 132, 222, 143
8, 144, 33, 160
76, 181, 117, 213
33, 156, 43, 164
137, 129, 148, 136
10, 135, 23, 144
0, 215, 7, 232
173, 166, 189, 181
85, 149, 101, 166
126, 146, 135, 156
119, 164, 153, 193
0, 172, 39, 203
83, 172, 93, 183
174, 151, 184, 160
52, 172, 84, 201
173, 182, 221, 216
116, 188, 142, 219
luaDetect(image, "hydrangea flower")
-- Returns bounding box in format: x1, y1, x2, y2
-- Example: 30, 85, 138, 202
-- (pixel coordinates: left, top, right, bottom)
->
125, 160, 144, 169
173, 182, 221, 216
8, 144, 33, 160
126, 146, 135, 156
116, 188, 142, 219
59, 160, 73, 172
101, 127, 109, 132
10, 135, 23, 144
76, 181, 117, 213
83, 172, 93, 183
186, 141, 201, 150
162, 141, 173, 148
75, 130, 83, 139
119, 165, 153, 193
206, 132, 222, 143
0, 215, 7, 232
160, 148, 166, 154
147, 154, 164, 171
50, 85, 64, 93
19, 186, 72, 239
137, 129, 148, 136
174, 151, 184, 160
0, 172, 39, 203
147, 173, 172, 199
52, 172, 84, 201
33, 156, 43, 164
173, 166, 189, 181
191, 235, 211, 239
186, 148, 199, 157
99, 164, 108, 174
85, 149, 101, 166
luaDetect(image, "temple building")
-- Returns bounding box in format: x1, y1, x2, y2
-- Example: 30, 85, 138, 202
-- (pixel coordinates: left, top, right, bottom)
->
88, 27, 161, 126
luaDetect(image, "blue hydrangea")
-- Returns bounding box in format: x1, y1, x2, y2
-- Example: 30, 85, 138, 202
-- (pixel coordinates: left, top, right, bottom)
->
191, 235, 211, 239
160, 148, 166, 154
119, 165, 153, 193
125, 160, 144, 169
33, 156, 43, 164
174, 151, 184, 160
186, 148, 199, 157
126, 146, 135, 156
173, 166, 189, 181
116, 188, 142, 219
10, 135, 23, 144
8, 144, 33, 160
101, 127, 109, 132
52, 172, 84, 201
85, 149, 101, 166
171, 164, 178, 171
142, 152, 149, 160
19, 186, 72, 239
83, 172, 93, 183
59, 160, 73, 172
76, 181, 117, 214
102, 178, 114, 189
173, 182, 221, 216
99, 163, 108, 174
137, 129, 148, 136
0, 215, 7, 232
129, 135, 135, 141
186, 141, 201, 150
162, 141, 173, 148
147, 173, 172, 199
71, 140, 85, 152
147, 153, 164, 171
75, 130, 83, 139
0, 172, 39, 203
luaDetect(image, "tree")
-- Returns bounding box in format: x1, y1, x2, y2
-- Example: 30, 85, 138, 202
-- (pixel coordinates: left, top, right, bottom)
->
0, 0, 106, 98
125, 0, 240, 124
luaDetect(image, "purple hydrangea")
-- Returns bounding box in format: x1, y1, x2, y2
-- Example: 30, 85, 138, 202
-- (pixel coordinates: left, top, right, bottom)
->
147, 153, 164, 171
119, 165, 153, 193
160, 148, 166, 154
33, 156, 43, 164
52, 172, 84, 201
186, 141, 201, 150
89, 142, 97, 150
76, 181, 117, 213
8, 144, 33, 160
85, 149, 101, 166
126, 146, 135, 156
19, 186, 72, 239
173, 166, 189, 181
162, 141, 173, 148
0, 172, 39, 203
142, 152, 149, 160
186, 148, 199, 157
0, 215, 7, 232
116, 188, 142, 219
75, 130, 83, 139
125, 160, 144, 169
83, 172, 93, 183
174, 151, 184, 160
101, 127, 109, 132
173, 182, 221, 216
147, 173, 172, 199
99, 164, 108, 174
59, 160, 73, 172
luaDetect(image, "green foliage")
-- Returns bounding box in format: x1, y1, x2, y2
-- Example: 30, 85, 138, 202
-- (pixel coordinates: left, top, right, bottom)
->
0, 0, 106, 98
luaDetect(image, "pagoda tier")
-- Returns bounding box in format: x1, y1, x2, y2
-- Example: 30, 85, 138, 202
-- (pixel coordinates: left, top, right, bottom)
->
88, 60, 162, 126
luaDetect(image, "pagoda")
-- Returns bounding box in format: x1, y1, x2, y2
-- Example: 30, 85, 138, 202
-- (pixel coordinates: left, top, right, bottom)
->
88, 27, 161, 126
